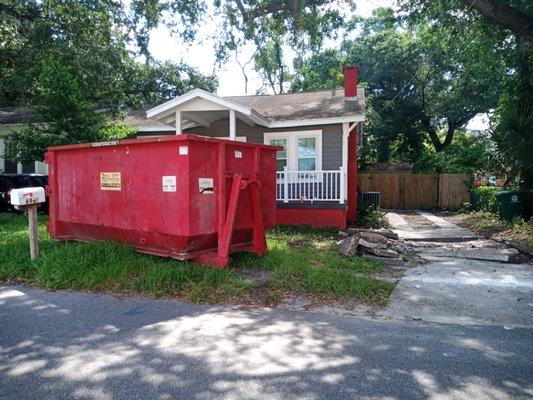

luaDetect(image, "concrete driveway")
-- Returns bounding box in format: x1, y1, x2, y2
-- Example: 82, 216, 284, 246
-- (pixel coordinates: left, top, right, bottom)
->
1, 285, 532, 400
384, 211, 533, 328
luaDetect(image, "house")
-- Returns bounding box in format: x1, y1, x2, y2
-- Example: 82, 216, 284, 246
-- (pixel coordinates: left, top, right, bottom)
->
126, 66, 365, 229
0, 107, 48, 175
0, 66, 364, 228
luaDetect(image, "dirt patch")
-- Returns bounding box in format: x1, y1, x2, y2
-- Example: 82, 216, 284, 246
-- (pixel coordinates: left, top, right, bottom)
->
438, 212, 533, 262
402, 212, 437, 230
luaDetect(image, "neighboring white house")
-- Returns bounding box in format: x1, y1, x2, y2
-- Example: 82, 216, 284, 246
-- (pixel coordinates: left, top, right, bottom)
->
0, 107, 48, 174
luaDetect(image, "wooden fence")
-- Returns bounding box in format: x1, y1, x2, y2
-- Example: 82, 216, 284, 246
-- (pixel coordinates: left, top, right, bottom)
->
358, 173, 472, 210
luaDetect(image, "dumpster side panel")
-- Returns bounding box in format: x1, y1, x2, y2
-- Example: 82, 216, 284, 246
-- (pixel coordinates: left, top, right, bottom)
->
46, 135, 278, 264
259, 147, 277, 228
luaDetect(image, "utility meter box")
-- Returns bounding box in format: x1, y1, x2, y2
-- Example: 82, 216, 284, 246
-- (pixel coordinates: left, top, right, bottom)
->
10, 187, 46, 207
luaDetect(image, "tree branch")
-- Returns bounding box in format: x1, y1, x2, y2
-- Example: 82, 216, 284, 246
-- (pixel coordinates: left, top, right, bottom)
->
0, 3, 40, 21
460, 0, 533, 42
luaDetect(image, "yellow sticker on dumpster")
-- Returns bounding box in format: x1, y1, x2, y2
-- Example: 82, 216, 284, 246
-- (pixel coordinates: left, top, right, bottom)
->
100, 172, 121, 191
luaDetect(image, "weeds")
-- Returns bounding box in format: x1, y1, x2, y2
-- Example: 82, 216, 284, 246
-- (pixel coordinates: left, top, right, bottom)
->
0, 214, 394, 307
356, 202, 389, 229
454, 211, 533, 255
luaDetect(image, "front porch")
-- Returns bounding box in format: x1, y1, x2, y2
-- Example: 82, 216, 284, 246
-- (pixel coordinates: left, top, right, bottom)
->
275, 168, 346, 204
274, 167, 349, 229
143, 88, 362, 230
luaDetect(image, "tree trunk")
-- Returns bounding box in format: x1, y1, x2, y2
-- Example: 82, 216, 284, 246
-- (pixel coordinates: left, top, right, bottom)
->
423, 117, 456, 152
460, 0, 533, 42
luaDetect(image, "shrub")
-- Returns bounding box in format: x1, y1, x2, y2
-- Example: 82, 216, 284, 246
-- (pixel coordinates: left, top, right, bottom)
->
470, 185, 500, 213
356, 201, 389, 229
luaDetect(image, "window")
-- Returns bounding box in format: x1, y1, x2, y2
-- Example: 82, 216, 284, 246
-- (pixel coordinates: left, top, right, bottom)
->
298, 137, 316, 171
264, 130, 322, 172
268, 138, 287, 171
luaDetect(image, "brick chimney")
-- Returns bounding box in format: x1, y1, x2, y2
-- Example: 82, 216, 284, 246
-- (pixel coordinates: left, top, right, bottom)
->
343, 66, 359, 97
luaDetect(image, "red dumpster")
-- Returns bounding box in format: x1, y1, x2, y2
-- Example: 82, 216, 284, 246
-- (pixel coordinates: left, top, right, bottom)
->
45, 134, 278, 267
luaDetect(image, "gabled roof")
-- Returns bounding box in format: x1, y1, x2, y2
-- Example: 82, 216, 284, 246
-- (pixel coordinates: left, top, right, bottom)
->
143, 87, 365, 130
145, 88, 270, 127
226, 87, 365, 122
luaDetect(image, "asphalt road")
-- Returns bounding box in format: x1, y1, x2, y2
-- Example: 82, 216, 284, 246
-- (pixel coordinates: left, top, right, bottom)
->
1, 284, 532, 400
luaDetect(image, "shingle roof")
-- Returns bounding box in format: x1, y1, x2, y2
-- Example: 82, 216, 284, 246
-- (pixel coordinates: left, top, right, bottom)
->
122, 101, 169, 127
131, 87, 365, 127
226, 87, 365, 122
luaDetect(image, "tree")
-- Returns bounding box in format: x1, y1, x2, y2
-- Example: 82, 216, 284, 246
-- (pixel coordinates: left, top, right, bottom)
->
401, 0, 533, 42
400, 0, 533, 187
5, 58, 122, 162
0, 0, 216, 162
291, 8, 506, 161
215, 0, 352, 93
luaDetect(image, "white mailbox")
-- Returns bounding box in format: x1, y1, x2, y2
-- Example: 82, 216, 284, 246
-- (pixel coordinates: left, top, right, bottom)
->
10, 187, 46, 207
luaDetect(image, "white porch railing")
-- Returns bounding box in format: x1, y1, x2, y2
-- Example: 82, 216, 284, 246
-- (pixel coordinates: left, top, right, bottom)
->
276, 167, 346, 204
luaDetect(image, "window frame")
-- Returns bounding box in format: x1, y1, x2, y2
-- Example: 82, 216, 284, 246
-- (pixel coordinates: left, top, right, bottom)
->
263, 130, 322, 172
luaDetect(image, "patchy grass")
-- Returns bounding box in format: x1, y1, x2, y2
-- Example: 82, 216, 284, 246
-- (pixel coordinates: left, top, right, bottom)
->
0, 214, 394, 307
446, 211, 533, 255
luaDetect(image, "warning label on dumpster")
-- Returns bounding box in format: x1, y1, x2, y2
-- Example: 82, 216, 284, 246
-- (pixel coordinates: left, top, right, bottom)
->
100, 172, 121, 191
199, 178, 214, 194
162, 176, 176, 192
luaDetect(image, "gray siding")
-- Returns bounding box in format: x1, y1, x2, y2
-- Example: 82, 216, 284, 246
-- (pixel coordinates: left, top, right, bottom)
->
182, 119, 343, 170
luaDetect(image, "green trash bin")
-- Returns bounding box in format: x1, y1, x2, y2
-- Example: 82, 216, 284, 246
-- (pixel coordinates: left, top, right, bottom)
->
495, 190, 525, 221
524, 190, 533, 221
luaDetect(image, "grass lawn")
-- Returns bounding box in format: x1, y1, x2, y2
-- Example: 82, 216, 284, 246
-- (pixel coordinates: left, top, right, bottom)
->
0, 213, 394, 307
446, 211, 533, 255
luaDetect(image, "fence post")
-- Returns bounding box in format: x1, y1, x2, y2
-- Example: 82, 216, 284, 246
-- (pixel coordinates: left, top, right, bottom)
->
339, 166, 345, 204
283, 166, 289, 203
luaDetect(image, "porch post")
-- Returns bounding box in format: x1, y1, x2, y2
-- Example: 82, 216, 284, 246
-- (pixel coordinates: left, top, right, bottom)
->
229, 109, 236, 140
339, 166, 346, 204
341, 122, 349, 202
175, 110, 182, 135
283, 166, 289, 203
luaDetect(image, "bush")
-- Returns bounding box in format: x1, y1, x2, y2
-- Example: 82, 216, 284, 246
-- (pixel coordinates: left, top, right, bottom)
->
356, 201, 389, 229
470, 185, 500, 213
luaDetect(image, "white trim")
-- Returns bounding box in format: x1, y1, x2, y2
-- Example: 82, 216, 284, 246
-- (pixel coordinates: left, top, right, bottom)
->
135, 125, 175, 132
267, 115, 364, 128
175, 110, 181, 134
263, 130, 322, 172
147, 89, 255, 119
136, 114, 365, 132
342, 123, 350, 202
221, 136, 247, 142
229, 109, 236, 140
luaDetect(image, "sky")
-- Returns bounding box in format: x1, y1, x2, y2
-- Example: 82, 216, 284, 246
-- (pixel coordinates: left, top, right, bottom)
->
148, 0, 391, 97
147, 0, 488, 130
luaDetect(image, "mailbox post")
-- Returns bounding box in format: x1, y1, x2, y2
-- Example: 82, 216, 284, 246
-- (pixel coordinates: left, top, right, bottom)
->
10, 187, 46, 261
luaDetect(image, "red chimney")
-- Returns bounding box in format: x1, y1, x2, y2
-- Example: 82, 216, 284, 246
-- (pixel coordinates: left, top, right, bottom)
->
343, 66, 359, 97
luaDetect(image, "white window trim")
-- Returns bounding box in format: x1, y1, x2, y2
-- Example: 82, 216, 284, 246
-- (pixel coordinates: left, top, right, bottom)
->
263, 130, 322, 172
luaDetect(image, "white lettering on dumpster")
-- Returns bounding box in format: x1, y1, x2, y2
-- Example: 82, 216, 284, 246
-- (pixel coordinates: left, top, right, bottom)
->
179, 146, 188, 155
162, 176, 177, 192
